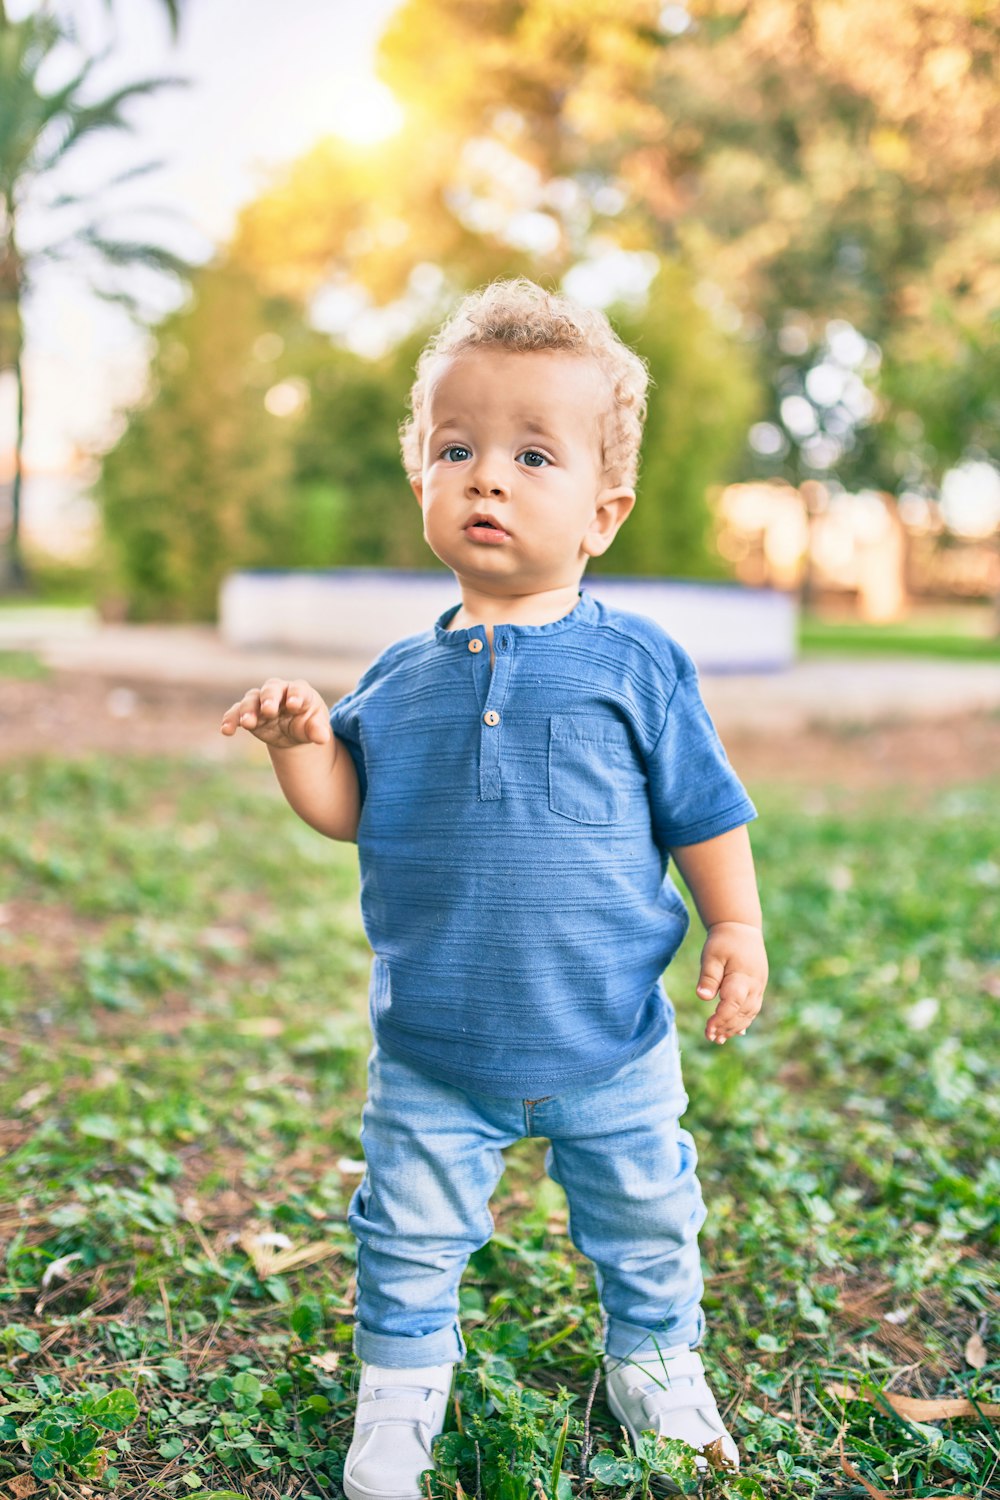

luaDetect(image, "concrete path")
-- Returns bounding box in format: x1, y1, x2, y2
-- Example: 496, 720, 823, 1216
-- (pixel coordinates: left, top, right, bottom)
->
2, 608, 999, 735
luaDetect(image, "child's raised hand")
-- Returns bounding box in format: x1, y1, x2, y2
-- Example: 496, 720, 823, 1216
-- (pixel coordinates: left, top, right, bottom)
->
695, 920, 767, 1044
220, 678, 332, 750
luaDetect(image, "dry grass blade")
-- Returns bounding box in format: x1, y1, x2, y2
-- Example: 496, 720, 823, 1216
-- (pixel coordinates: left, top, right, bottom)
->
826, 1382, 1000, 1420
237, 1230, 340, 1278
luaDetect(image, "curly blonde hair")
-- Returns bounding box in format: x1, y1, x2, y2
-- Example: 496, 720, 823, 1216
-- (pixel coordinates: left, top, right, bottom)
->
398, 277, 651, 489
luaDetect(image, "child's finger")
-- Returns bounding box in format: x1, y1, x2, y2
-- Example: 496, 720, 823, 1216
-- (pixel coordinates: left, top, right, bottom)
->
705, 1024, 750, 1044
285, 678, 313, 711
706, 984, 760, 1043
696, 955, 725, 1002
238, 687, 263, 727
257, 678, 290, 717
220, 699, 244, 734
302, 706, 331, 744
717, 973, 755, 1014
284, 681, 330, 743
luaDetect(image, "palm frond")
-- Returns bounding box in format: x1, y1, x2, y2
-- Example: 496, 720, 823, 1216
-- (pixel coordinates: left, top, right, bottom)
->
100, 0, 184, 41
4, 12, 64, 77
0, 20, 101, 185
35, 74, 190, 174
41, 158, 169, 211
21, 44, 114, 131
87, 284, 149, 318
32, 205, 196, 263
75, 228, 195, 277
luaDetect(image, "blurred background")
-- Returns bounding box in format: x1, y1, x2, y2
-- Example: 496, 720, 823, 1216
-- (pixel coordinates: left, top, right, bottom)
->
1, 0, 998, 641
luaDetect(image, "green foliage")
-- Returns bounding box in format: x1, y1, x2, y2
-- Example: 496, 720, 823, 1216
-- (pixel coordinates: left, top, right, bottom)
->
799, 614, 1000, 660
589, 1432, 703, 1496
94, 268, 450, 620
430, 1336, 583, 1500
0, 8, 193, 590
593, 260, 761, 579
0, 1378, 138, 1485
230, 0, 1000, 530
0, 751, 997, 1494
95, 251, 757, 616
0, 649, 49, 679
880, 308, 1000, 482
291, 323, 436, 570
95, 265, 299, 621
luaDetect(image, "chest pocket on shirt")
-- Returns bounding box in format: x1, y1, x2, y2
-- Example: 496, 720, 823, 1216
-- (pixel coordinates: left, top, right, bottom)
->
548, 714, 636, 825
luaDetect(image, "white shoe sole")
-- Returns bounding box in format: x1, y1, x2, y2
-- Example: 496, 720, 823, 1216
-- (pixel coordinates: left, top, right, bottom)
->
342, 1464, 432, 1500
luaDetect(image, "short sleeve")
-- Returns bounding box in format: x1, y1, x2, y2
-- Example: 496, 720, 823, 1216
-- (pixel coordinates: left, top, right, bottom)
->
328, 687, 367, 809
646, 658, 757, 849
327, 651, 393, 811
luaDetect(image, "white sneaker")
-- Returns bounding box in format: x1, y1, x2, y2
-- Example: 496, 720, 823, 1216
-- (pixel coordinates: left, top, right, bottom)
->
605, 1342, 739, 1475
342, 1361, 456, 1500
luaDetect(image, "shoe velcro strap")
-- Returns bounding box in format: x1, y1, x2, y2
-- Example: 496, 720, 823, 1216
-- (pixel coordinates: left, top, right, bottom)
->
626, 1374, 710, 1404
639, 1383, 716, 1419
356, 1394, 438, 1428
625, 1348, 704, 1381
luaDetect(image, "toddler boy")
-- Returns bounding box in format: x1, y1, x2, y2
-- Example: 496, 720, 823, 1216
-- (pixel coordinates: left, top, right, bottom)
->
220, 277, 767, 1500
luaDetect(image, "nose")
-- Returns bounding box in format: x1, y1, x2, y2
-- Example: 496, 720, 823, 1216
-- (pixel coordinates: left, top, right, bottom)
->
466, 451, 510, 499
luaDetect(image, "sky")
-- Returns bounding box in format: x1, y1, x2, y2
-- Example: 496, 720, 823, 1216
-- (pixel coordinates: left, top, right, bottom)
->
3, 0, 402, 549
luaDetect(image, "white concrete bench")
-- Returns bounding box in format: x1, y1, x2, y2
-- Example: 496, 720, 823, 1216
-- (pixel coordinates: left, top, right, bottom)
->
218, 569, 797, 673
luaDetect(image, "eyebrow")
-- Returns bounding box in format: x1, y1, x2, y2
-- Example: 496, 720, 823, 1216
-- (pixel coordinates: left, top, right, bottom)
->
430, 418, 561, 441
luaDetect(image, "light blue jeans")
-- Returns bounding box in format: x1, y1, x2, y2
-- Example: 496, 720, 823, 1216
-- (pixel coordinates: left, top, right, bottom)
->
347, 1023, 707, 1368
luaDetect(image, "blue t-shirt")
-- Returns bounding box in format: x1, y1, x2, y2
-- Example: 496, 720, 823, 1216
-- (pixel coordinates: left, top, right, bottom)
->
328, 587, 757, 1097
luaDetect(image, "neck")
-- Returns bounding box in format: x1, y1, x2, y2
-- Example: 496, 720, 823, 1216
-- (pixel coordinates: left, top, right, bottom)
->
450, 581, 583, 630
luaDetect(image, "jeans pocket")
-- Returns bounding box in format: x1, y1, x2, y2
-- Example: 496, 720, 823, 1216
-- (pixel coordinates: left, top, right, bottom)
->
548, 713, 636, 825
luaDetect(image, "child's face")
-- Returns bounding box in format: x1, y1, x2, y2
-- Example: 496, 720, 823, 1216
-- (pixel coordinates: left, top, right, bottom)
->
410, 347, 635, 594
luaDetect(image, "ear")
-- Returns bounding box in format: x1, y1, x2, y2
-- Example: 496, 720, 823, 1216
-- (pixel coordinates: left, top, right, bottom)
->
582, 485, 636, 558
409, 474, 423, 506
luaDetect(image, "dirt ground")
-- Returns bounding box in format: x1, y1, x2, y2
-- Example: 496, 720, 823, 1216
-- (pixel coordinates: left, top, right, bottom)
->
2, 668, 999, 791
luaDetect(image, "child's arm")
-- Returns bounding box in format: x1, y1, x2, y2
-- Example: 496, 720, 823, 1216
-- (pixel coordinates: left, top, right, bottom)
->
667, 825, 767, 1045
220, 677, 361, 843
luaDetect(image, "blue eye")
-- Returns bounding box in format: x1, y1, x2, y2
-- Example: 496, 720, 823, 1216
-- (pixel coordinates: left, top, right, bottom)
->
438, 444, 550, 466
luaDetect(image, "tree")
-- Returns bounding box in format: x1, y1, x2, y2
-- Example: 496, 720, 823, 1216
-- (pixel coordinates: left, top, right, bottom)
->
97, 0, 1000, 614
96, 265, 304, 620
232, 0, 999, 508
370, 0, 1000, 333
599, 259, 760, 578
0, 5, 190, 591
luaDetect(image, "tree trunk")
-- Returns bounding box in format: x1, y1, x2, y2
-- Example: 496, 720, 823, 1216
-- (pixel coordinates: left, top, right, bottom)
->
0, 190, 31, 594
3, 341, 29, 592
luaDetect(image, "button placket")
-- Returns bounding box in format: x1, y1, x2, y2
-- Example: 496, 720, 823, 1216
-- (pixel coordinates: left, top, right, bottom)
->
478, 633, 513, 802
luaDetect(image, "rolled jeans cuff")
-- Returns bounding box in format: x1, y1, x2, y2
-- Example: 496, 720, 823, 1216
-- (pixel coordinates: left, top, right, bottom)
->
604, 1305, 705, 1363
353, 1319, 466, 1368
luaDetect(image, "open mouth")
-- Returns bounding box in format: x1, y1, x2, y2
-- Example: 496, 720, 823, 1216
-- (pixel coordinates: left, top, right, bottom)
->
466, 519, 509, 537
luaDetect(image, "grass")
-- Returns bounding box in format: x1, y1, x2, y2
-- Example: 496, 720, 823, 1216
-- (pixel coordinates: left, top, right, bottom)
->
0, 554, 100, 609
799, 613, 1000, 661
0, 754, 998, 1499
0, 650, 51, 680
